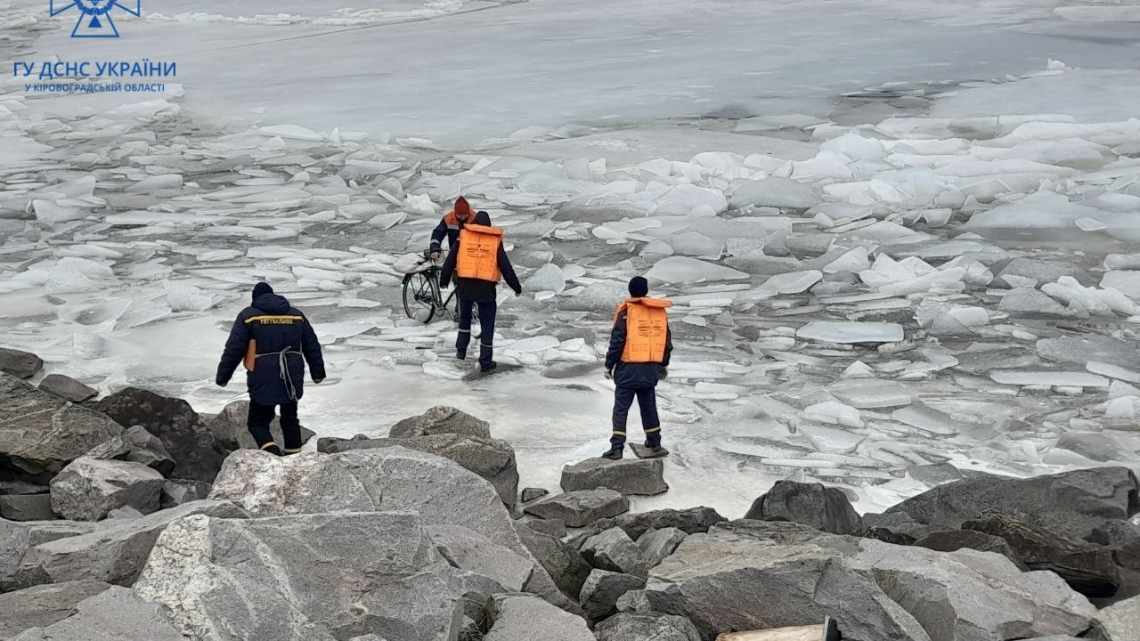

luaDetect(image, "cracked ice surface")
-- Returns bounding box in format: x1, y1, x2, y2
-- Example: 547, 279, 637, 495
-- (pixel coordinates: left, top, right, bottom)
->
3, 0, 1140, 518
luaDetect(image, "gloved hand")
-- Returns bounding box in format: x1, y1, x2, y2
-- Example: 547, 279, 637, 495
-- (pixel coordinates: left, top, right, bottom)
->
512, 287, 522, 296
659, 367, 668, 380
604, 369, 613, 381
215, 375, 229, 388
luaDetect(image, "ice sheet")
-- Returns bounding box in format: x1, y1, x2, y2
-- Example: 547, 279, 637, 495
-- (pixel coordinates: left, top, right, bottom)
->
4, 0, 1140, 521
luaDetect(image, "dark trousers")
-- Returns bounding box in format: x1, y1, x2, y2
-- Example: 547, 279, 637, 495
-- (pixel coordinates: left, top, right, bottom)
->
611, 386, 661, 448
247, 401, 303, 453
457, 298, 497, 369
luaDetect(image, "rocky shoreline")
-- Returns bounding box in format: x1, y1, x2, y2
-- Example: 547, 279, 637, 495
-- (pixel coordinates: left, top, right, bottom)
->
2, 347, 1139, 641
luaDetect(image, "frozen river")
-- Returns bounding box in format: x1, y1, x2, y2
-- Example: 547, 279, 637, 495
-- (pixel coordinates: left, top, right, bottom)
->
3, 0, 1140, 518
30, 0, 1140, 144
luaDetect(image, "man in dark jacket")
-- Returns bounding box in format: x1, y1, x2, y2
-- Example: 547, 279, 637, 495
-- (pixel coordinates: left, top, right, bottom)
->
440, 210, 523, 372
429, 196, 473, 260
602, 276, 672, 460
215, 282, 326, 455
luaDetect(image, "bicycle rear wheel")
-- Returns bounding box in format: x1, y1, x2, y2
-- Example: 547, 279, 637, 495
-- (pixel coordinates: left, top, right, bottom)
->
442, 290, 477, 325
403, 272, 437, 323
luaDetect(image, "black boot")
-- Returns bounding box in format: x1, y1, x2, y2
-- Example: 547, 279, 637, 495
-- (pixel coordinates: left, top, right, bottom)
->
480, 342, 495, 372
260, 443, 284, 456
601, 445, 623, 460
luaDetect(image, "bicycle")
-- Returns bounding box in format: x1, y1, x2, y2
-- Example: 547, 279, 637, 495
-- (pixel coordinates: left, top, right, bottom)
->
402, 250, 476, 325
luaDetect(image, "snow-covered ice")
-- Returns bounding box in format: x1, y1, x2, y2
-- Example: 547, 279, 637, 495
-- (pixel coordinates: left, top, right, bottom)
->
2, 0, 1140, 519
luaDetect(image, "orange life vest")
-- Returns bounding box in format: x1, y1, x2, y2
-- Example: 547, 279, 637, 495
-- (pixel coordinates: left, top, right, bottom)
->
443, 209, 471, 229
456, 224, 503, 282
616, 298, 671, 363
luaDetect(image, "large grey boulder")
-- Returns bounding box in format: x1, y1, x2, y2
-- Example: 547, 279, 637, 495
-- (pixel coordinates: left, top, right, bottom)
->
964, 513, 1122, 599
580, 569, 646, 621
319, 433, 519, 510
159, 479, 212, 508
744, 480, 863, 535
37, 374, 97, 403
524, 489, 630, 528
95, 387, 226, 483
210, 448, 519, 548
595, 613, 702, 641
885, 467, 1140, 540
582, 507, 726, 543
913, 529, 1024, 568
638, 527, 687, 568
0, 480, 48, 496
0, 493, 54, 522
522, 487, 549, 503
0, 518, 98, 591
135, 512, 472, 641
13, 500, 246, 589
560, 458, 668, 496
0, 348, 42, 379
0, 579, 112, 638
523, 515, 567, 538
1095, 592, 1140, 640
862, 511, 932, 545
207, 448, 565, 609
389, 406, 491, 439
581, 527, 649, 578
643, 520, 1095, 641
515, 522, 593, 600
429, 524, 535, 592
49, 457, 165, 521
485, 593, 594, 641
11, 586, 185, 641
205, 399, 316, 451
0, 373, 124, 482
84, 425, 176, 477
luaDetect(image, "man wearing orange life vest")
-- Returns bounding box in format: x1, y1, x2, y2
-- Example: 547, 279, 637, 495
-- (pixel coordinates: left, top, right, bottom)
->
429, 196, 473, 261
602, 276, 673, 460
440, 210, 523, 372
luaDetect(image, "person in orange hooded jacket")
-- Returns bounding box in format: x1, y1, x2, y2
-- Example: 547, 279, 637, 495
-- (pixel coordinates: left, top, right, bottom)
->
602, 276, 672, 460
429, 196, 473, 260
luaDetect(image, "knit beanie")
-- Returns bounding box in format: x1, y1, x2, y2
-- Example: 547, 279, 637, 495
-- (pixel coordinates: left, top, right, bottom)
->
628, 276, 649, 298
252, 282, 274, 302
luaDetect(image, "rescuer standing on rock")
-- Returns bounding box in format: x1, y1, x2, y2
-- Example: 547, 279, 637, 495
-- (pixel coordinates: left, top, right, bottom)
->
215, 282, 326, 456
602, 276, 672, 460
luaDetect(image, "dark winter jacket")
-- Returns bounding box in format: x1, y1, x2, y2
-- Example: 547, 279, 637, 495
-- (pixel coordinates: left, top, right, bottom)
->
605, 309, 673, 389
429, 210, 469, 254
439, 231, 523, 303
215, 293, 325, 405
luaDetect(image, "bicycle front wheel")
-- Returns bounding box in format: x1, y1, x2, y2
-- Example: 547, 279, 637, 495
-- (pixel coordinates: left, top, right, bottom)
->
403, 272, 437, 323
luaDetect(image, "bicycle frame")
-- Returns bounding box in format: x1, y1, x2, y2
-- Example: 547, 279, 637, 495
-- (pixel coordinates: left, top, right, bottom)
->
403, 253, 474, 323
